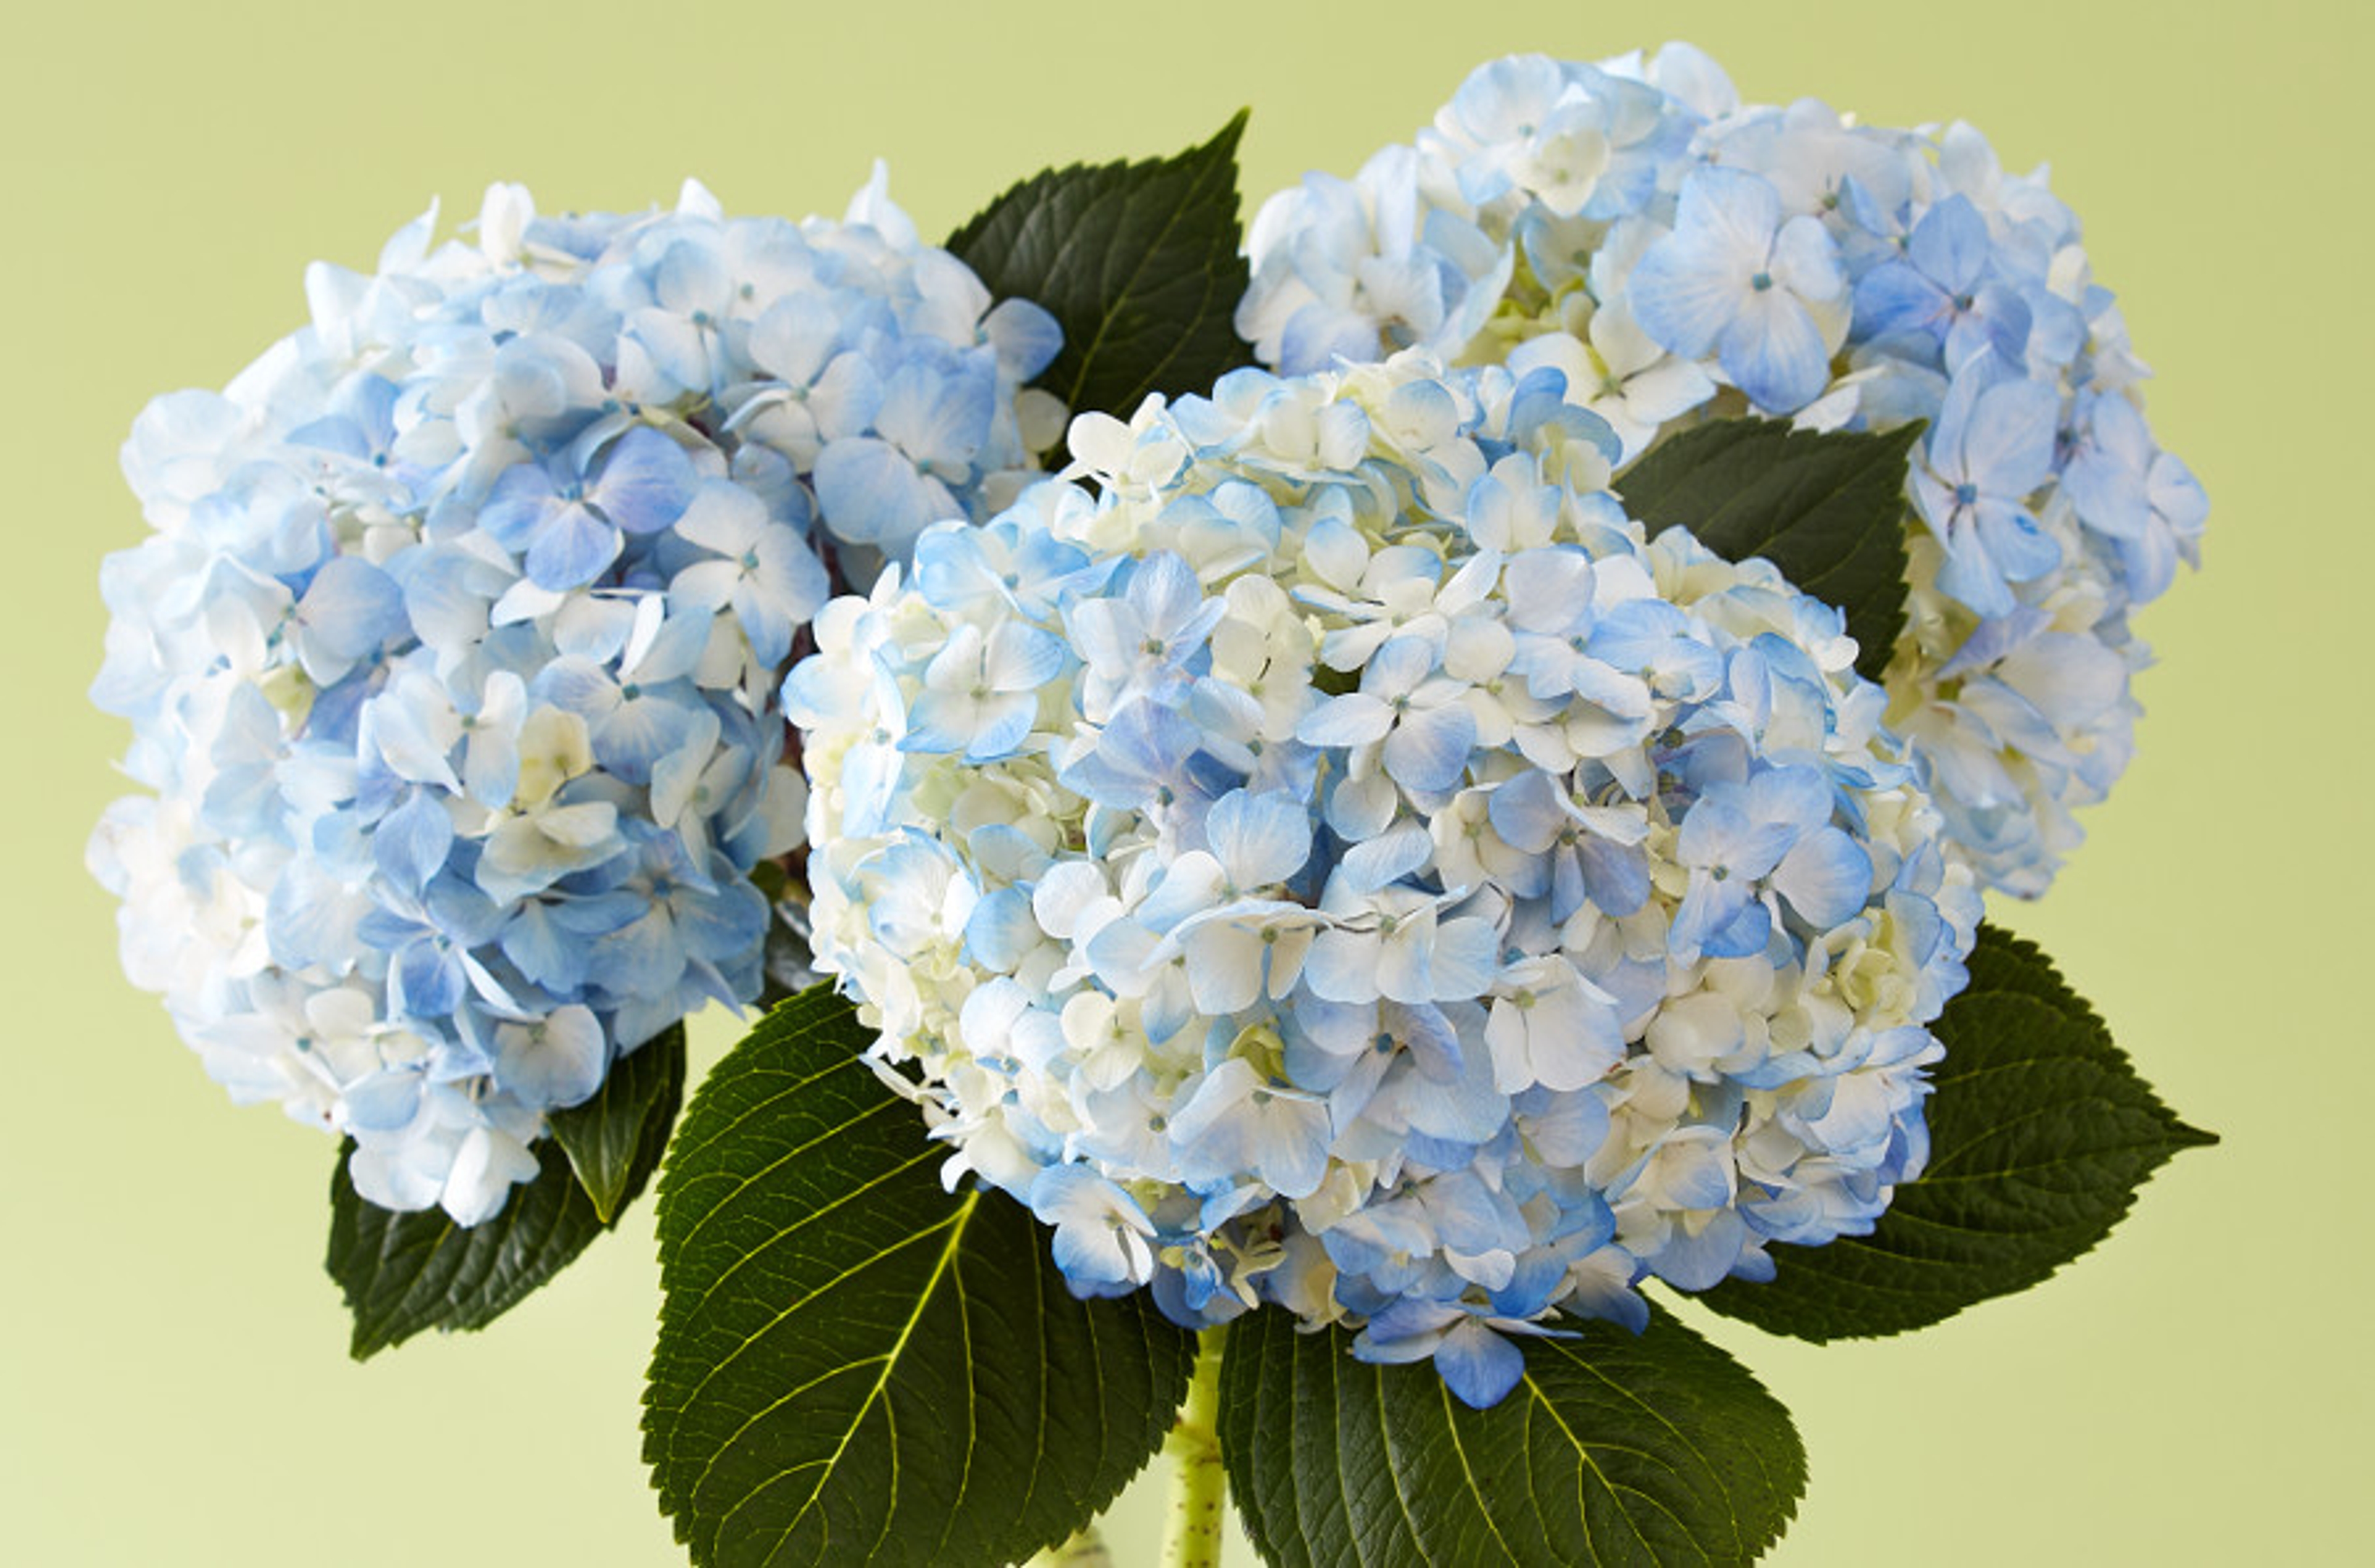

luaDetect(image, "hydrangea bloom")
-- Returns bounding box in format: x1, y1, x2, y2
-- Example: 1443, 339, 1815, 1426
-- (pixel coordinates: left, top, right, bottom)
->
791, 353, 1979, 1407
89, 178, 1061, 1224
1237, 45, 2204, 895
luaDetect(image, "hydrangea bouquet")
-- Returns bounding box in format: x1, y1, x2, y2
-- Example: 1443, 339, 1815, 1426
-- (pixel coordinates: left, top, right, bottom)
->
92, 42, 2211, 1567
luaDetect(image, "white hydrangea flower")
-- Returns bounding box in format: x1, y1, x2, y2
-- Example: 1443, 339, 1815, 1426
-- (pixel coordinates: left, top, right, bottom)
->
791, 352, 1980, 1408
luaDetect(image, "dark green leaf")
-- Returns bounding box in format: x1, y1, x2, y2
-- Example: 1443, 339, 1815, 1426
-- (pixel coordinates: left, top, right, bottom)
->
1701, 924, 2215, 1341
1615, 419, 1921, 682
644, 987, 1196, 1568
948, 112, 1254, 419
550, 1022, 687, 1222
325, 1028, 682, 1360
1217, 1305, 1804, 1568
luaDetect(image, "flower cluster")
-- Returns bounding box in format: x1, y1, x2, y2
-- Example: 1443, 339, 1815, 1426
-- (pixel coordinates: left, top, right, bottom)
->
88, 178, 1061, 1223
1238, 45, 2204, 895
791, 353, 1979, 1406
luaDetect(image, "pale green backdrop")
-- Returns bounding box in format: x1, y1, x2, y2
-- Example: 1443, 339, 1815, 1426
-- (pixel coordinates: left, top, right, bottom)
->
6, 1, 2357, 1563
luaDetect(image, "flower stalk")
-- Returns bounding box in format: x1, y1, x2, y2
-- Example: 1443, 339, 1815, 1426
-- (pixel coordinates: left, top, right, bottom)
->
1161, 1327, 1228, 1568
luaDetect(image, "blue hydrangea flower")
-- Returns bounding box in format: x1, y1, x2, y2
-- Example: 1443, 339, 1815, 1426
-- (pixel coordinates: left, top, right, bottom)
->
1235, 45, 2206, 897
90, 179, 1061, 1224
792, 353, 1980, 1408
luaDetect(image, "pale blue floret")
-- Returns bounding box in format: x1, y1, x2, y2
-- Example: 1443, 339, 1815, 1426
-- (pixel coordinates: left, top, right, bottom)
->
1058, 698, 1205, 814
667, 480, 831, 667
1851, 194, 2032, 370
1068, 552, 1225, 718
1296, 635, 1477, 793
1030, 1165, 1158, 1293
1912, 354, 2063, 618
1239, 149, 1514, 377
1168, 1059, 1332, 1201
479, 425, 698, 590
902, 619, 1068, 761
2061, 390, 2206, 603
1627, 168, 1847, 414
911, 513, 1110, 621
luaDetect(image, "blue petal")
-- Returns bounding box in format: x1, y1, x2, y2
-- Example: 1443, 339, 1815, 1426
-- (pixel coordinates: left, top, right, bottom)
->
592, 426, 696, 535
878, 354, 995, 469
1207, 790, 1314, 888
1382, 703, 1477, 793
1337, 821, 1431, 895
985, 620, 1068, 692
478, 464, 560, 550
982, 297, 1063, 381
392, 937, 464, 1019
524, 505, 622, 590
1650, 1208, 1747, 1292
501, 903, 587, 992
670, 875, 769, 963
964, 887, 1042, 971
1773, 827, 1874, 929
813, 437, 930, 547
1436, 1319, 1526, 1410
372, 791, 454, 898
344, 1070, 422, 1133
1295, 692, 1393, 749
594, 692, 698, 784
1128, 551, 1203, 639
1964, 379, 2060, 496
1575, 837, 1650, 918
1972, 499, 2062, 586
1909, 195, 1990, 295
1718, 292, 1832, 414
1700, 899, 1772, 960
1852, 262, 1945, 341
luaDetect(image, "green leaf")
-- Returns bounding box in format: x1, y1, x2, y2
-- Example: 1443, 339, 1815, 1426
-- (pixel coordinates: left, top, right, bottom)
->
325, 1028, 682, 1360
1217, 1305, 1804, 1568
643, 987, 1197, 1568
1614, 419, 1921, 683
948, 111, 1254, 420
1700, 924, 2215, 1341
550, 1022, 688, 1222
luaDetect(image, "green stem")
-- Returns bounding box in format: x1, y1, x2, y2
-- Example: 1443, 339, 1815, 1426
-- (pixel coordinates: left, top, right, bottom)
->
1026, 1525, 1112, 1566
1162, 1326, 1228, 1568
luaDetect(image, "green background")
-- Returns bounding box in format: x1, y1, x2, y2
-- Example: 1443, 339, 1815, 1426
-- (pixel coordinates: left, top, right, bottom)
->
6, 1, 2356, 1562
